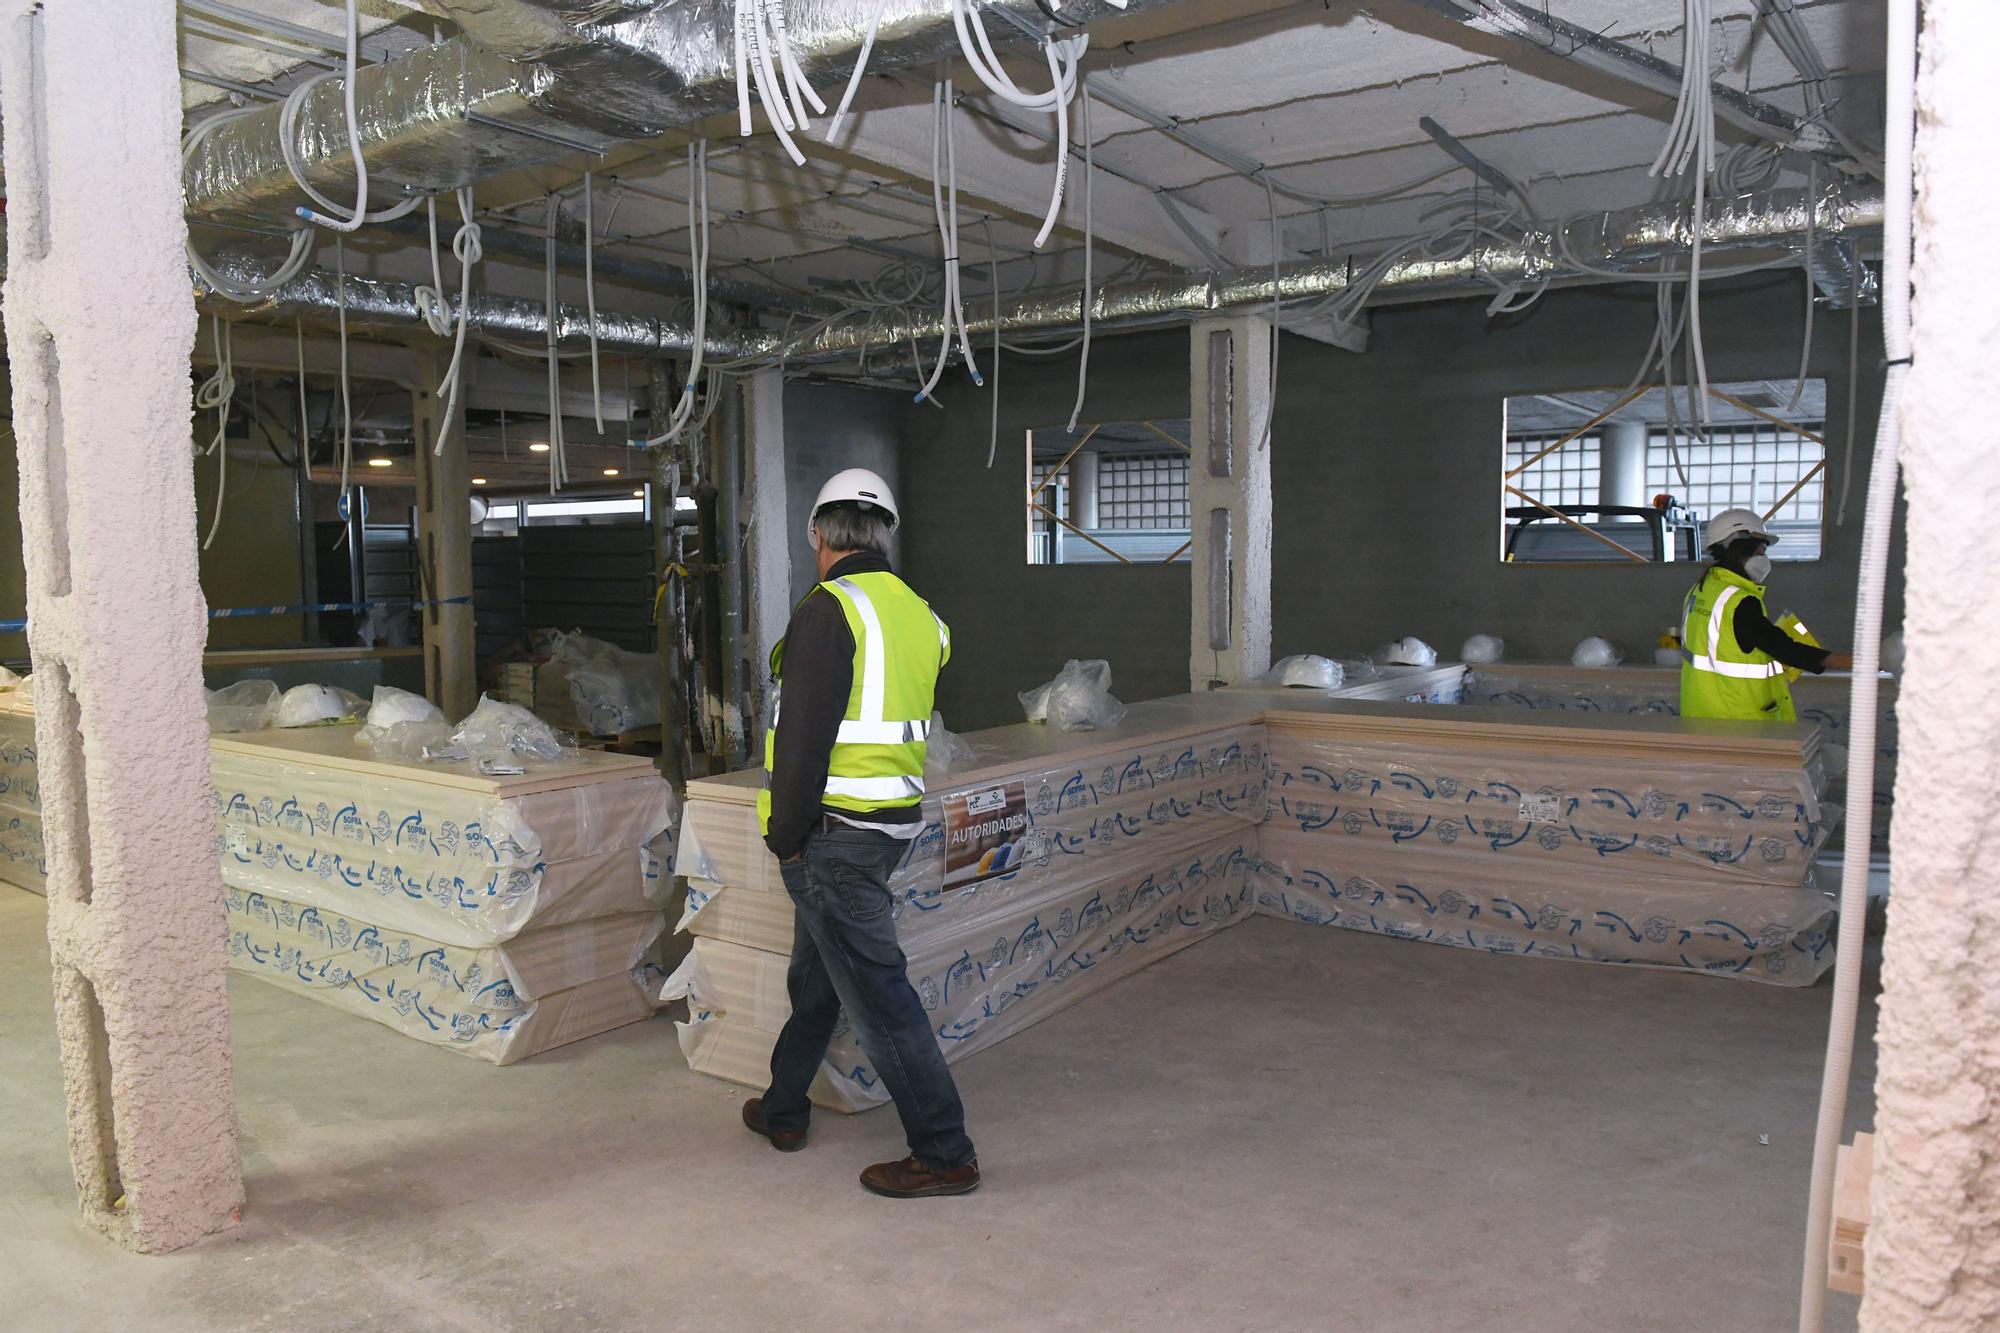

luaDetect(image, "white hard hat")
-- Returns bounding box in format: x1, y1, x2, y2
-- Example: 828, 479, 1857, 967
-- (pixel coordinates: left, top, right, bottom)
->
808, 468, 899, 542
1703, 507, 1776, 553
1270, 654, 1345, 690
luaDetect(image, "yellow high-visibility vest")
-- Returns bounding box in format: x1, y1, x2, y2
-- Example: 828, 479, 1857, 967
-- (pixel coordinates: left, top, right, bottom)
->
759, 571, 950, 833
1678, 566, 1795, 722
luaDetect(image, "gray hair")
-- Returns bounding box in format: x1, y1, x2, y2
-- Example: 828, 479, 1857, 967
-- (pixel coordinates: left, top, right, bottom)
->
813, 502, 893, 555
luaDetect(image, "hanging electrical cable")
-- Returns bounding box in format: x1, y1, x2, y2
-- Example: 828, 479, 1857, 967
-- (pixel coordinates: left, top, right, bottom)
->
1647, 0, 1718, 425
646, 142, 713, 448
915, 81, 980, 404
585, 171, 605, 433
414, 187, 483, 455
735, 0, 809, 165
544, 193, 568, 494
1260, 172, 1280, 452
280, 0, 422, 233
827, 0, 893, 140
294, 320, 312, 467
1788, 161, 1819, 412
946, 0, 1086, 250
984, 219, 1002, 468
334, 235, 355, 501
196, 315, 236, 551
1066, 83, 1095, 434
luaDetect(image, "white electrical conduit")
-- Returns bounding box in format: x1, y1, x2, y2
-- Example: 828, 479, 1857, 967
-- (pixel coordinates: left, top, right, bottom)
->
196, 315, 235, 551
183, 108, 318, 299
1648, 0, 1717, 425
543, 194, 568, 493
1788, 160, 1819, 413
1797, 0, 1911, 1325
735, 0, 809, 165
1260, 172, 1280, 452
584, 171, 605, 433
415, 187, 483, 455
915, 82, 980, 404
765, 0, 827, 125
826, 0, 892, 140
294, 320, 311, 466
334, 235, 354, 500
947, 0, 1084, 249
1066, 82, 1094, 433
281, 0, 421, 233
645, 142, 713, 448
985, 218, 1002, 468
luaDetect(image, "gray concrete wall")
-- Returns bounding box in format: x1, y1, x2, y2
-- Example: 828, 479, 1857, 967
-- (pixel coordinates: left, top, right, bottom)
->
782, 380, 904, 608
899, 333, 1193, 731
897, 274, 1895, 730
1269, 272, 1898, 667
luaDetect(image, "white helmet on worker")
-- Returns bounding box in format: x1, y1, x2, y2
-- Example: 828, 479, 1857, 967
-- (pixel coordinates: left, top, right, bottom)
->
1702, 507, 1776, 554
808, 468, 898, 542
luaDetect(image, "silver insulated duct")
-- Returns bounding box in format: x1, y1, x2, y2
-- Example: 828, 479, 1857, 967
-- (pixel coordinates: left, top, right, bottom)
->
204, 186, 1883, 364
182, 0, 1184, 224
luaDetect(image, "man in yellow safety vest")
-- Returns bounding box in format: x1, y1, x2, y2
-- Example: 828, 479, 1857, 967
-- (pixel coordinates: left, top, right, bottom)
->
1679, 507, 1852, 721
741, 468, 979, 1198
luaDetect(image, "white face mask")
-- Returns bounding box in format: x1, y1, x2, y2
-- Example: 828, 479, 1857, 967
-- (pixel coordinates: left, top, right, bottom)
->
1744, 553, 1774, 583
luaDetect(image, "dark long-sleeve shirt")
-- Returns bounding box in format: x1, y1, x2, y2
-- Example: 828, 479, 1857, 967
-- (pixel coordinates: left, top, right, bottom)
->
1733, 593, 1834, 674
763, 551, 922, 860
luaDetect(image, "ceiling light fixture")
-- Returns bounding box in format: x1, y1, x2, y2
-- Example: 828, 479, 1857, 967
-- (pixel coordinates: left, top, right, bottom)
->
632, 489, 644, 498
471, 477, 488, 485
529, 442, 551, 453
603, 467, 621, 477
366, 457, 393, 468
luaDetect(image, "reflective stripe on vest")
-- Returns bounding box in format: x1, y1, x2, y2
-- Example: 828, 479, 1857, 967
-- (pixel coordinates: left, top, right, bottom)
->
1683, 584, 1786, 680
759, 570, 947, 834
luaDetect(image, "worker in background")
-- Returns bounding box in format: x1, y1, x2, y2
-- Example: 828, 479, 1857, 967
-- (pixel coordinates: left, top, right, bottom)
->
741, 468, 980, 1199
1679, 507, 1852, 721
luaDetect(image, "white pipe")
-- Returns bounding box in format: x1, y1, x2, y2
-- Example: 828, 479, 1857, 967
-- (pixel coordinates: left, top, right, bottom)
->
1796, 0, 1913, 1326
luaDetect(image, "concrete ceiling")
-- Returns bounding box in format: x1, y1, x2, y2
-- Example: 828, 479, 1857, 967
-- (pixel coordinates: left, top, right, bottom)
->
179, 0, 1886, 435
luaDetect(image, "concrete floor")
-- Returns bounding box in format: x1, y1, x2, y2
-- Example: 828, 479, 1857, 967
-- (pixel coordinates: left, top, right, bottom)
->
0, 883, 1872, 1332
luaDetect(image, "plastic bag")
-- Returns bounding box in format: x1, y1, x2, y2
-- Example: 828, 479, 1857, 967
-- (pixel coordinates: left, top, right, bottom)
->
451, 694, 568, 766
1370, 637, 1438, 667
547, 630, 661, 735
354, 686, 451, 756
206, 680, 280, 734
1571, 636, 1624, 668
925, 710, 976, 776
1019, 659, 1128, 732
273, 683, 366, 728
1257, 654, 1346, 690
1460, 634, 1505, 665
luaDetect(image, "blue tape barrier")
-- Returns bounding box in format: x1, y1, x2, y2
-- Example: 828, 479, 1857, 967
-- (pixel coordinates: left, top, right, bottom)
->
0, 595, 472, 635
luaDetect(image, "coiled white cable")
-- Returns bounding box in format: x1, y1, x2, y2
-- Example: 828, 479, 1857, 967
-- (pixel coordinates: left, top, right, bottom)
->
196, 315, 235, 551
281, 0, 421, 233
415, 187, 483, 455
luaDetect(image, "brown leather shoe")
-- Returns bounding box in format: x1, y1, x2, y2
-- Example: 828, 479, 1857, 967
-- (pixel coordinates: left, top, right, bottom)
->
860, 1155, 981, 1198
742, 1098, 807, 1152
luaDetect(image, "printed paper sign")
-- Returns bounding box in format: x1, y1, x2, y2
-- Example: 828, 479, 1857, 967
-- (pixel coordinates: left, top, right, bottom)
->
1519, 790, 1562, 823
942, 781, 1030, 892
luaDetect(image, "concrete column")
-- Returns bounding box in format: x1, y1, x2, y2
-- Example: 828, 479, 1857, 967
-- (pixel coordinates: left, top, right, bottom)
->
741, 367, 790, 751
1865, 3, 2000, 1326
1599, 420, 1649, 510
0, 0, 242, 1251
1187, 316, 1274, 690
411, 356, 476, 720
1072, 449, 1101, 531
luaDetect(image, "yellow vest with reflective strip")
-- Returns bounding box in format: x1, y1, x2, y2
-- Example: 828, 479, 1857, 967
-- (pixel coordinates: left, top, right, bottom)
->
1678, 566, 1795, 722
758, 571, 951, 833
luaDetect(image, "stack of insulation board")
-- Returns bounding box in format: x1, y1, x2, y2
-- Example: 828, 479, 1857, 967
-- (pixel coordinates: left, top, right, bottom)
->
1256, 701, 1836, 984
497, 659, 588, 735
1462, 662, 1896, 851
668, 693, 1272, 1111
0, 688, 44, 893
209, 724, 677, 1063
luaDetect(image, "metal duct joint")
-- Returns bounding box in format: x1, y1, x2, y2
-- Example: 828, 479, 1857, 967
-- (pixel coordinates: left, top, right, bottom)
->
183, 0, 1176, 225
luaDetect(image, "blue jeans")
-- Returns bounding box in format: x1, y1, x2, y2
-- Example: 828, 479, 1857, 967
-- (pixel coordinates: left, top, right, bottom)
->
761, 824, 976, 1170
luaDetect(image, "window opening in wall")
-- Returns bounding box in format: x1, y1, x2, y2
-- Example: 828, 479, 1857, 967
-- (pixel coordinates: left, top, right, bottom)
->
1500, 380, 1827, 564
1026, 418, 1194, 566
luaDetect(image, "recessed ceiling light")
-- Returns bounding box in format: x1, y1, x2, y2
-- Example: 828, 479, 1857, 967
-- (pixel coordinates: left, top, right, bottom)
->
631, 489, 644, 498
366, 457, 393, 468
603, 467, 621, 477
471, 477, 488, 485
529, 442, 551, 453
